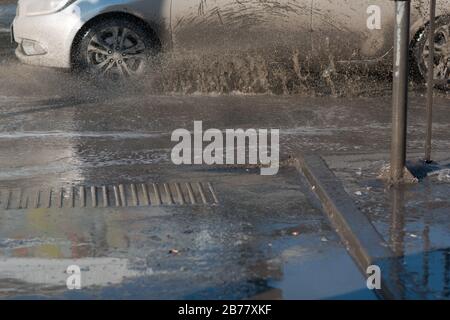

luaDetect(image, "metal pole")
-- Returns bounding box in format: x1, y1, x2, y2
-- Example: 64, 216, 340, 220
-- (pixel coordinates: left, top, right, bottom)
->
425, 0, 436, 163
390, 0, 411, 183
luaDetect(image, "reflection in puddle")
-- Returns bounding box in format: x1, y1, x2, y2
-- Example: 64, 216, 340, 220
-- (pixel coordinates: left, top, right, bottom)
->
265, 243, 377, 300
387, 185, 450, 298
390, 186, 406, 257
0, 257, 154, 290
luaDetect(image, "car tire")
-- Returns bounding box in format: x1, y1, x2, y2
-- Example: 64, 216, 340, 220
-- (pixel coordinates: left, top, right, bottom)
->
73, 17, 159, 80
413, 15, 450, 89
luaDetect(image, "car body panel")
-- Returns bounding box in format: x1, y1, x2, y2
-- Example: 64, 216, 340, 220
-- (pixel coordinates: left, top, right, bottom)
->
171, 0, 312, 56
11, 0, 450, 69
311, 0, 395, 62
311, 0, 449, 63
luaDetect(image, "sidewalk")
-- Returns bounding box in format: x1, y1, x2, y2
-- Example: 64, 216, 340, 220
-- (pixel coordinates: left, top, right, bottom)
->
324, 151, 450, 298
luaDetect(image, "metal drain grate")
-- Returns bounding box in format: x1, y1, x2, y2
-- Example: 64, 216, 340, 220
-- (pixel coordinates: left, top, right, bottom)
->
0, 182, 219, 210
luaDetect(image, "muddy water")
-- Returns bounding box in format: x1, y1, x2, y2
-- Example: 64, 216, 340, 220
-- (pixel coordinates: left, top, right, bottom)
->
0, 51, 397, 98
158, 48, 395, 96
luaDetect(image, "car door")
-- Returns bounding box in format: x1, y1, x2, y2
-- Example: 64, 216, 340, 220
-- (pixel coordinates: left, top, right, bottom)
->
171, 0, 313, 55
311, 0, 395, 62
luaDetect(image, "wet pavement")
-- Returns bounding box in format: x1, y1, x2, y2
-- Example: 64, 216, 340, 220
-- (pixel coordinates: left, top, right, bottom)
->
0, 89, 384, 299
325, 152, 450, 299
0, 88, 448, 299
0, 167, 375, 299
0, 5, 449, 299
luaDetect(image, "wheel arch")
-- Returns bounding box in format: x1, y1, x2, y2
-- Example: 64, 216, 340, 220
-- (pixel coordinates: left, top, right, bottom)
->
410, 13, 450, 48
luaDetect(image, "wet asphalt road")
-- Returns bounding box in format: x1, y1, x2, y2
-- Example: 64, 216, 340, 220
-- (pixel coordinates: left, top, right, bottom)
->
0, 90, 449, 189
0, 10, 449, 299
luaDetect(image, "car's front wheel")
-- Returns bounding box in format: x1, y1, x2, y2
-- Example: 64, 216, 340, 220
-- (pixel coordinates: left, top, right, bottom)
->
414, 16, 450, 87
74, 17, 158, 80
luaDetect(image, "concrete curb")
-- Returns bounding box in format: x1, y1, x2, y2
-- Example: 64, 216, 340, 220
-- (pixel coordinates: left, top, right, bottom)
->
293, 153, 424, 299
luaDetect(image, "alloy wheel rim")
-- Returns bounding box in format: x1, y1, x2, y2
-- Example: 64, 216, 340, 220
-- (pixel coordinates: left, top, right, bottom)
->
87, 26, 147, 78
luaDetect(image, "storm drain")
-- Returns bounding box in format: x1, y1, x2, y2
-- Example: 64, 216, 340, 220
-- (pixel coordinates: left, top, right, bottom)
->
0, 182, 219, 210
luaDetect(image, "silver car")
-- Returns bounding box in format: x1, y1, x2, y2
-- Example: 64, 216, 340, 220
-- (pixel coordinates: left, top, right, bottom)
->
11, 0, 450, 81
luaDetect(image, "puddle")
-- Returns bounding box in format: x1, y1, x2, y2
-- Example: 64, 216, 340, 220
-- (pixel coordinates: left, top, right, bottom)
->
0, 168, 374, 299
